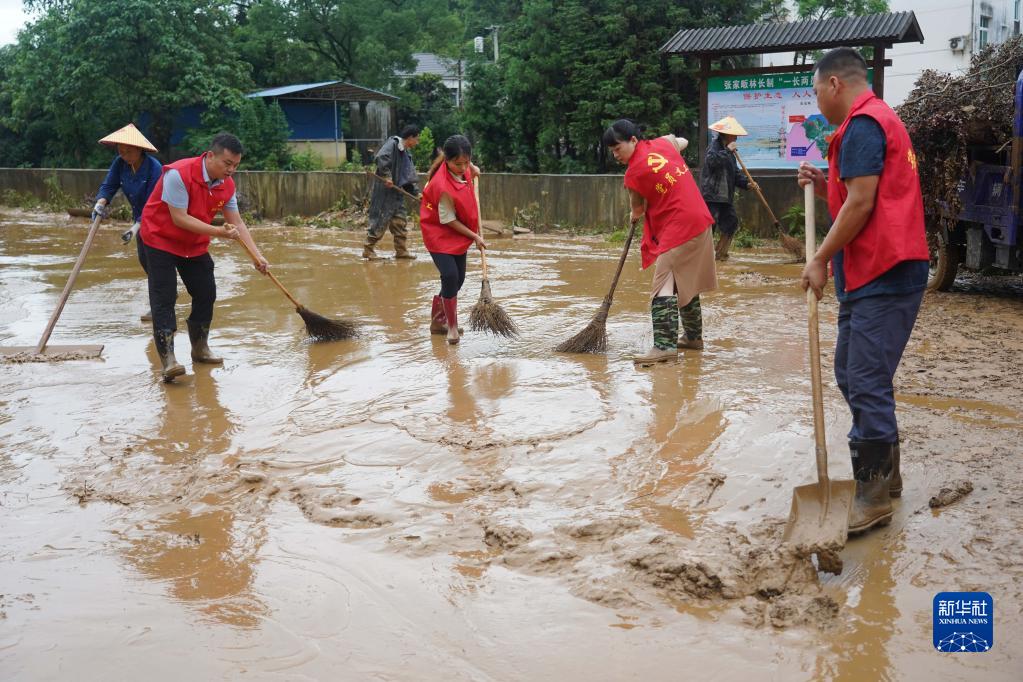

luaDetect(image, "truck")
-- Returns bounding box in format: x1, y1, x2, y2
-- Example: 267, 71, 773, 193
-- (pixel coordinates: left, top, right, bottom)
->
927, 68, 1023, 291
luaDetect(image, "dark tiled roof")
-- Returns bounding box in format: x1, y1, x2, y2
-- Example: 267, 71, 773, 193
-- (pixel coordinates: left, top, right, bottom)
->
661, 11, 924, 56
248, 81, 397, 102
396, 53, 460, 79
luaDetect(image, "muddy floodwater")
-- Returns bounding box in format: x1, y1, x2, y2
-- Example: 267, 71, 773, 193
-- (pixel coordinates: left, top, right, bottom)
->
2, 210, 1021, 681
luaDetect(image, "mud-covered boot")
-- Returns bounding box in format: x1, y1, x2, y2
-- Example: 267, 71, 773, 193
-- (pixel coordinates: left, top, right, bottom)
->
634, 295, 679, 366
442, 296, 460, 344
678, 295, 704, 350
154, 329, 185, 382
848, 441, 894, 534
715, 233, 733, 261
393, 227, 416, 260
362, 231, 383, 260
890, 442, 902, 498
187, 321, 223, 364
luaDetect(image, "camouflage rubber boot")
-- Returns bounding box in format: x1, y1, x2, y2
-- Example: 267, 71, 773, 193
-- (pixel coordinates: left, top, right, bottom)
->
154, 329, 185, 382
634, 296, 678, 366
678, 295, 704, 350
889, 442, 902, 498
187, 320, 223, 364
848, 441, 894, 534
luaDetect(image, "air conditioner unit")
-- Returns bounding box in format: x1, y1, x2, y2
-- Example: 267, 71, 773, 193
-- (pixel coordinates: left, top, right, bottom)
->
949, 35, 968, 52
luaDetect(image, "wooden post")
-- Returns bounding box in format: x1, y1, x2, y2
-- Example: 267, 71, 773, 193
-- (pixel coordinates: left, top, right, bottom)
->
872, 44, 887, 99
698, 56, 710, 169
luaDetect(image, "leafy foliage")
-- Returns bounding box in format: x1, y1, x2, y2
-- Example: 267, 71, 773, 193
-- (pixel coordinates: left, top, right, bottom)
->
182, 99, 293, 170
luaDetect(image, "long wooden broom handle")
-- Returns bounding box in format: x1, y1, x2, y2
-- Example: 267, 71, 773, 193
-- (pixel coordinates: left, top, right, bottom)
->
605, 218, 640, 304
732, 148, 782, 227
803, 183, 829, 491
366, 170, 419, 202
35, 214, 104, 354
235, 236, 302, 309
473, 177, 490, 280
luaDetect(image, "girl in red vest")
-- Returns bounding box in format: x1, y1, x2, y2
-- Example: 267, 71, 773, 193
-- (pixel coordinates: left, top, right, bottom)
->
419, 135, 485, 344
603, 120, 717, 366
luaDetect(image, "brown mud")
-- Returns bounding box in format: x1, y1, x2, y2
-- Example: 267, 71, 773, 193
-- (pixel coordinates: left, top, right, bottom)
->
1, 208, 1021, 680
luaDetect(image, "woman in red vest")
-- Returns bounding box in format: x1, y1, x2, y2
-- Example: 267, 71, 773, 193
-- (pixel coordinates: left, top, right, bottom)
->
419, 135, 485, 344
798, 48, 929, 534
603, 120, 717, 366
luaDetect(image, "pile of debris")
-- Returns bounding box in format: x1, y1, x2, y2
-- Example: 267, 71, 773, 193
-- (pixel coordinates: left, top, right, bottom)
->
897, 36, 1023, 218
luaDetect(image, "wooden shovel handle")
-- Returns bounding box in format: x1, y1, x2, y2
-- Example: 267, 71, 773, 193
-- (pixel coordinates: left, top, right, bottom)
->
236, 236, 302, 309
803, 183, 829, 489
366, 170, 419, 202
733, 148, 782, 229
35, 214, 104, 353
473, 178, 490, 279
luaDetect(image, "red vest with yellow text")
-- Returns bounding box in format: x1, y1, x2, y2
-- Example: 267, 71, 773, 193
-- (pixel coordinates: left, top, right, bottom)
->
140, 154, 235, 258
420, 167, 480, 255
624, 138, 713, 269
827, 91, 928, 292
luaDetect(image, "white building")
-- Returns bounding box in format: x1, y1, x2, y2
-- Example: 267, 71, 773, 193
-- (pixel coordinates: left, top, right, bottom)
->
885, 0, 1020, 104
761, 3, 1021, 105
394, 53, 464, 106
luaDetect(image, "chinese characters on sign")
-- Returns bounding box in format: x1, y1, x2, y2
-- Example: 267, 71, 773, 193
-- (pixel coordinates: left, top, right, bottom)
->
706, 70, 874, 169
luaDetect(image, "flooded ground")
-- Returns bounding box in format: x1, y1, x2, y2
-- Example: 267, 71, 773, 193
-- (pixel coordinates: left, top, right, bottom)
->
1, 209, 1021, 681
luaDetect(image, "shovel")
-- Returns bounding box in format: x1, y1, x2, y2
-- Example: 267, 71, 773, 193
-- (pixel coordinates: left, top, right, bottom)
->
0, 214, 105, 360
782, 183, 854, 570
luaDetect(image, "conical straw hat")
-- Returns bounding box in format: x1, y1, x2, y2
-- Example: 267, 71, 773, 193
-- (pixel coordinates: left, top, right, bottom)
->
98, 123, 157, 152
709, 116, 748, 136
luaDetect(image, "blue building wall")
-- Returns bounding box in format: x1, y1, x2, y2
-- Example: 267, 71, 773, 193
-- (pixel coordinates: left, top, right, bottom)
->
162, 99, 342, 148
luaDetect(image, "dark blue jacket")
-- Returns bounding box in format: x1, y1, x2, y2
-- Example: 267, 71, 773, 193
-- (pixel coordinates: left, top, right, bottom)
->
96, 153, 163, 222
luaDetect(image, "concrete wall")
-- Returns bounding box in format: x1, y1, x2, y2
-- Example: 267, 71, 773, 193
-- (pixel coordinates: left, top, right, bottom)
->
0, 167, 827, 236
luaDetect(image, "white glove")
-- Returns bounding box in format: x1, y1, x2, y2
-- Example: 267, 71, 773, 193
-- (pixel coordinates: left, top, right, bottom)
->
726, 141, 738, 152
121, 221, 141, 244
92, 201, 110, 221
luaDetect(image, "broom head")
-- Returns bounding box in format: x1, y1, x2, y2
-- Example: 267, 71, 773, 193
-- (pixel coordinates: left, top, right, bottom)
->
469, 278, 519, 338
776, 223, 806, 261
297, 306, 358, 341
555, 302, 610, 354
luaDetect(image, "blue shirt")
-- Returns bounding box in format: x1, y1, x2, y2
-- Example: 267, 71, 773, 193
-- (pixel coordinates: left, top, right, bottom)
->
832, 115, 928, 302
161, 155, 238, 212
97, 153, 163, 222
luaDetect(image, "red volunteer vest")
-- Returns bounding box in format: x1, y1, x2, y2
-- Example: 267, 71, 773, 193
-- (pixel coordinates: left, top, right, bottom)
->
827, 91, 928, 291
624, 138, 714, 269
140, 154, 236, 258
419, 167, 480, 255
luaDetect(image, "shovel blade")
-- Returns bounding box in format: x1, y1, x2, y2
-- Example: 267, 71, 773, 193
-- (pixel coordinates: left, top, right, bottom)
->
0, 345, 104, 359
783, 478, 856, 549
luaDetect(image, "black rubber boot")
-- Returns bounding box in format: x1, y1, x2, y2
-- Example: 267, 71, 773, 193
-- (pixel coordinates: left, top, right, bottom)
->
848, 441, 894, 534
890, 442, 902, 498
187, 320, 223, 364
154, 329, 185, 382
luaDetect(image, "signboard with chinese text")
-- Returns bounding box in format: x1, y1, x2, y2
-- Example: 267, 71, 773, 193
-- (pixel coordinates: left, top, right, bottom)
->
707, 70, 874, 169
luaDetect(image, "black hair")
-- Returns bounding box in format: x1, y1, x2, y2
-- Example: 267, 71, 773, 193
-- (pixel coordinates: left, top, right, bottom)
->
602, 119, 643, 147
399, 124, 421, 139
427, 134, 473, 180
210, 132, 244, 156
814, 47, 868, 82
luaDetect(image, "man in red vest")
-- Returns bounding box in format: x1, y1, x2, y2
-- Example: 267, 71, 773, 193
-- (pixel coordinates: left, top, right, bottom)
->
140, 132, 269, 381
797, 48, 929, 534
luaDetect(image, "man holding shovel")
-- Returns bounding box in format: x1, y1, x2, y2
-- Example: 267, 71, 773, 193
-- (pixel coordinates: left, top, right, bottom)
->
701, 116, 759, 261
140, 132, 269, 381
364, 125, 421, 260
797, 48, 929, 534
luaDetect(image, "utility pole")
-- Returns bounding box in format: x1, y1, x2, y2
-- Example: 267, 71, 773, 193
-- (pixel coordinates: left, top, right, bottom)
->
486, 25, 500, 61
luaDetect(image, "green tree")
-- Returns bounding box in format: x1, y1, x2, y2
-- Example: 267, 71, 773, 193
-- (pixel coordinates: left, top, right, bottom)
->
395, 74, 461, 146
4, 0, 252, 166
182, 99, 293, 170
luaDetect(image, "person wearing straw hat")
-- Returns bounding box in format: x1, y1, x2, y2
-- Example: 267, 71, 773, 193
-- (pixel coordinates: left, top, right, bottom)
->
364, 125, 421, 260
797, 48, 928, 533
603, 119, 717, 365
140, 132, 269, 381
701, 116, 759, 261
93, 123, 164, 321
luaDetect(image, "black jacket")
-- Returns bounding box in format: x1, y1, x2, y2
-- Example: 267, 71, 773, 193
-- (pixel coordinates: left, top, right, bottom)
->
700, 135, 749, 204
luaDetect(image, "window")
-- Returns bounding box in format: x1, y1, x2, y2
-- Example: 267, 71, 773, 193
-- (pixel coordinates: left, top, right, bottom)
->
1015, 0, 1020, 36
979, 15, 991, 49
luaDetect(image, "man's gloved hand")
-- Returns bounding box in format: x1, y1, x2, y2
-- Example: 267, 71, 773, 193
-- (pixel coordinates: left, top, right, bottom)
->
726, 141, 738, 152
121, 221, 141, 244
402, 183, 419, 198
91, 201, 110, 221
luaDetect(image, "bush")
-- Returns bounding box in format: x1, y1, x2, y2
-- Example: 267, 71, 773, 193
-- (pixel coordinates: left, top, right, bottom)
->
733, 229, 762, 248
43, 174, 75, 211
283, 214, 302, 227
290, 145, 324, 171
